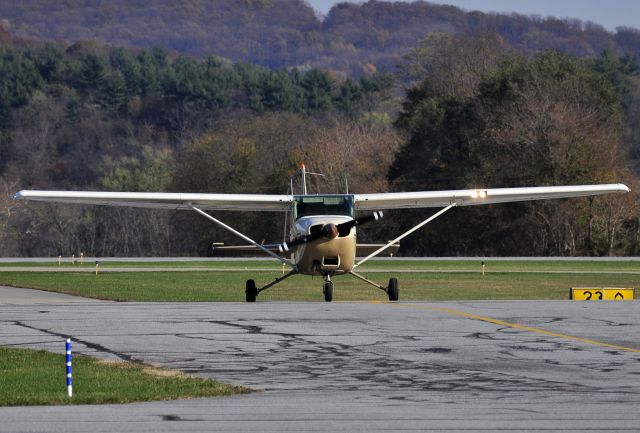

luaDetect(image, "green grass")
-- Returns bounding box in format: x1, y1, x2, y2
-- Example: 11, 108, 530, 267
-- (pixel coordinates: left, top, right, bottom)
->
0, 346, 248, 406
0, 262, 639, 301
0, 260, 277, 269
2, 258, 640, 273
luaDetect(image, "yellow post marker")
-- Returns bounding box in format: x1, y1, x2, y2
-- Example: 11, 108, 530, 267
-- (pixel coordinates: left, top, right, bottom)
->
95, 261, 99, 275
72, 254, 75, 265
80, 252, 84, 264
58, 256, 62, 266
481, 261, 486, 276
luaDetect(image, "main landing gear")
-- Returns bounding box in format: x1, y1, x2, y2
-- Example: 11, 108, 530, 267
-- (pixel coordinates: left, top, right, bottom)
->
245, 279, 257, 302
348, 271, 400, 302
245, 269, 298, 302
387, 277, 399, 301
245, 271, 398, 302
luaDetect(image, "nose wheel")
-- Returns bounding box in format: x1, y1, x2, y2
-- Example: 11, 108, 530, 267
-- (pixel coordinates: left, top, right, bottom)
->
323, 275, 333, 302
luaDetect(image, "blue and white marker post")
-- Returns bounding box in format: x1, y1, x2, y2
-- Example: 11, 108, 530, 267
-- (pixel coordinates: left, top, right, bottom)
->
65, 338, 73, 397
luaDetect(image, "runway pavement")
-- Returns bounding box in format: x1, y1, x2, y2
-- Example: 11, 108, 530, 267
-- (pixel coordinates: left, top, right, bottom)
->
0, 286, 639, 432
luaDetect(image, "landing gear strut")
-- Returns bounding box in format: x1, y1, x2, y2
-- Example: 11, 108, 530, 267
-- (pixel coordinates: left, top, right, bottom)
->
245, 269, 299, 302
349, 271, 400, 301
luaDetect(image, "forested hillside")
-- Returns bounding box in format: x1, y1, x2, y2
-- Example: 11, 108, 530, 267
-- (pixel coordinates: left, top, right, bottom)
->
0, 42, 398, 256
1, 2, 640, 257
1, 0, 640, 76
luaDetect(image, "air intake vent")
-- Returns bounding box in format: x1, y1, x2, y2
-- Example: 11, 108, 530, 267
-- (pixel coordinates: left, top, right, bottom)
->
322, 256, 340, 268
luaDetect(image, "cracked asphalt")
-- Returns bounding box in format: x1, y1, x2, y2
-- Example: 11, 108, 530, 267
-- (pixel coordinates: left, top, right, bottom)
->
1, 286, 639, 432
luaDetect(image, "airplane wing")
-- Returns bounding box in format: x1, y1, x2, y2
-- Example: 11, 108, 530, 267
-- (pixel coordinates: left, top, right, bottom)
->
12, 190, 293, 211
353, 184, 630, 210
13, 184, 630, 212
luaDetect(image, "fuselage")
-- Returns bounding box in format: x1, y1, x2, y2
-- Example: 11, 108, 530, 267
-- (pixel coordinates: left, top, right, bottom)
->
289, 195, 357, 275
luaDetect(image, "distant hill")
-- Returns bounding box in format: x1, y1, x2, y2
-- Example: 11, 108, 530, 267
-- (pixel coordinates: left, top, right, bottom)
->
1, 0, 640, 76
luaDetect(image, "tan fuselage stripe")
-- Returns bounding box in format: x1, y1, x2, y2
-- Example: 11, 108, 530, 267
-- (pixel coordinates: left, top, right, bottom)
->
392, 303, 640, 353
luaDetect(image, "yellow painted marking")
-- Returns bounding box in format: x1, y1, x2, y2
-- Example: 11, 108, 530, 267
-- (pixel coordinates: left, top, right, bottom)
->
391, 303, 640, 353
571, 287, 635, 301
571, 288, 604, 300
603, 288, 635, 301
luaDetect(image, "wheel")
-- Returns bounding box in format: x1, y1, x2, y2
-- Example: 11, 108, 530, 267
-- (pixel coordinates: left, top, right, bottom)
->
245, 279, 257, 302
387, 278, 399, 301
323, 281, 333, 302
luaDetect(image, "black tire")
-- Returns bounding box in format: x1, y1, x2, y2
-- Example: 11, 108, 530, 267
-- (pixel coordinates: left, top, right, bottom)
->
323, 281, 333, 302
387, 278, 399, 301
246, 279, 257, 302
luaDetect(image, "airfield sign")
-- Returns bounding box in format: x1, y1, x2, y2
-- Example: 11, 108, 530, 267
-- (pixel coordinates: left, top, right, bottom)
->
570, 288, 635, 301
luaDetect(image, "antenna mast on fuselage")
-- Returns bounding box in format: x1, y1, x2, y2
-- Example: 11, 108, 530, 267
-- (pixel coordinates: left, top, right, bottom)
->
299, 163, 326, 195
300, 163, 307, 195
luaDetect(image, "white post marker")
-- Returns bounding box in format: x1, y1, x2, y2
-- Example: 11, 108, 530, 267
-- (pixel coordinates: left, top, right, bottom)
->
66, 338, 73, 397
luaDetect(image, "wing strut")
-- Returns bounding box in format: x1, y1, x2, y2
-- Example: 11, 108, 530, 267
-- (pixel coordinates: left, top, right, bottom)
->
191, 206, 294, 269
354, 203, 457, 268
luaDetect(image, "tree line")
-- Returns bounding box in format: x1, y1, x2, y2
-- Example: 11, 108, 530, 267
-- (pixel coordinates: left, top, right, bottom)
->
2, 0, 640, 78
1, 35, 640, 257
0, 42, 397, 256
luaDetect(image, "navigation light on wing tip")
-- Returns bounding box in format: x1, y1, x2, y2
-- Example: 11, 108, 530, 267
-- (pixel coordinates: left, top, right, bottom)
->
470, 190, 488, 199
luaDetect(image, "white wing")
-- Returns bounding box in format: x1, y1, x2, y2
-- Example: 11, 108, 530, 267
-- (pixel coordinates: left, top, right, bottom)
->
354, 184, 629, 210
14, 184, 630, 212
13, 190, 293, 211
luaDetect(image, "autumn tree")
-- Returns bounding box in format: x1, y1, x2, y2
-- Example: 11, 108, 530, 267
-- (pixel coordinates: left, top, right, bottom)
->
290, 117, 401, 195
170, 112, 315, 254
391, 50, 637, 256
87, 145, 175, 256
399, 30, 509, 97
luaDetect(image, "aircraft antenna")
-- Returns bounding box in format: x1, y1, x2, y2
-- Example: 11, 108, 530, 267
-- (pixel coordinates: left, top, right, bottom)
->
283, 184, 291, 242
300, 163, 307, 195
301, 164, 326, 194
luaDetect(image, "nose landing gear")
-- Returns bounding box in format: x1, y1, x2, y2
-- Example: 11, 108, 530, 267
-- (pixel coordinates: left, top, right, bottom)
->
323, 275, 334, 302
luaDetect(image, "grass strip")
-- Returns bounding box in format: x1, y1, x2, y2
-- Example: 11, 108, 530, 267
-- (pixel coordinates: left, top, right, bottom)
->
2, 259, 640, 273
0, 346, 248, 406
0, 270, 638, 301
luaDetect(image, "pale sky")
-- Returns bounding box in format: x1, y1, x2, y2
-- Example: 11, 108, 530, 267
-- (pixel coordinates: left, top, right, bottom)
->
307, 0, 640, 31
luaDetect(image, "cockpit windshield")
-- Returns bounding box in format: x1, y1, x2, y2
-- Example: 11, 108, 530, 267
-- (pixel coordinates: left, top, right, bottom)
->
294, 195, 354, 219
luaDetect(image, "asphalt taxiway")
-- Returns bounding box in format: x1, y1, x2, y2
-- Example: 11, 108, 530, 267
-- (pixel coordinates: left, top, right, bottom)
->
0, 286, 639, 432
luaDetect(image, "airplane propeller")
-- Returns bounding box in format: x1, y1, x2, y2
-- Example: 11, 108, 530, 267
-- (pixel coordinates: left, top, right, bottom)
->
279, 211, 383, 252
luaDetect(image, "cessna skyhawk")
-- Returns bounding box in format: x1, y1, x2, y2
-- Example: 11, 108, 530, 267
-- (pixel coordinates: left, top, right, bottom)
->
13, 166, 629, 302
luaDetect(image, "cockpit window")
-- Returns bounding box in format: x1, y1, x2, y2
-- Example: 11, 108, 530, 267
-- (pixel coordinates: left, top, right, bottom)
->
294, 195, 354, 219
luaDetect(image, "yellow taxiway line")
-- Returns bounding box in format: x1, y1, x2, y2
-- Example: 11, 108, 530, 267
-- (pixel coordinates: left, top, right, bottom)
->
391, 302, 640, 353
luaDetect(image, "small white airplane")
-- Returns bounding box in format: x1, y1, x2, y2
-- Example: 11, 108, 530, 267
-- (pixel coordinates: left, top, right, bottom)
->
13, 165, 629, 302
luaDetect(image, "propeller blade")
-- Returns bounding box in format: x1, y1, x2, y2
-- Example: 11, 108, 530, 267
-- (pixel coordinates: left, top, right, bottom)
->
279, 231, 324, 252
336, 211, 383, 233
278, 212, 383, 252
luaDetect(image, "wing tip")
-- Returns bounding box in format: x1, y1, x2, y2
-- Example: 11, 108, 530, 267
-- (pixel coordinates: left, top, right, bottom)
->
12, 191, 25, 200
618, 183, 630, 193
